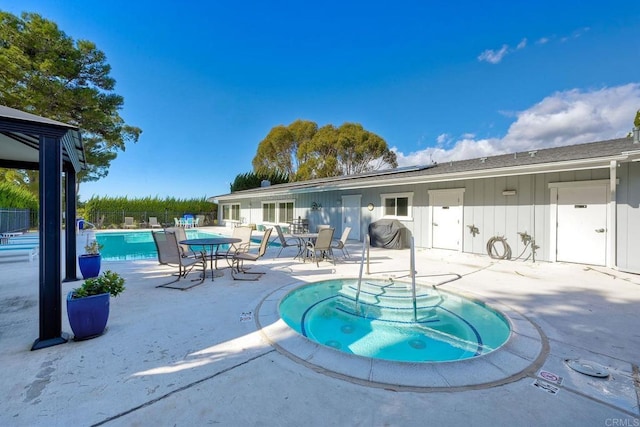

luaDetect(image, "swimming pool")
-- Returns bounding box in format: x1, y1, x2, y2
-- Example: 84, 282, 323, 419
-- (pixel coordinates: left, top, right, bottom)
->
96, 230, 221, 261
95, 230, 281, 261
279, 279, 510, 363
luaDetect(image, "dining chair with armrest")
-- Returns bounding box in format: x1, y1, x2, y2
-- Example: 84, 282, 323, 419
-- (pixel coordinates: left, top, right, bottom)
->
152, 230, 206, 290
305, 227, 335, 267
274, 224, 301, 258
220, 225, 253, 267
331, 227, 351, 259
231, 227, 272, 281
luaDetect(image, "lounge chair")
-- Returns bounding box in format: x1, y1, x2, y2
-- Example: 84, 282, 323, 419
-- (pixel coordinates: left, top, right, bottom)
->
274, 224, 302, 258
331, 227, 351, 259
148, 217, 162, 228
123, 217, 137, 229
7, 237, 39, 244
231, 227, 272, 281
152, 230, 206, 290
305, 228, 335, 267
0, 244, 39, 262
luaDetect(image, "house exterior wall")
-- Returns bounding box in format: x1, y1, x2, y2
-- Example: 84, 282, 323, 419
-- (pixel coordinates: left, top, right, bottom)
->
616, 161, 640, 274
217, 165, 623, 264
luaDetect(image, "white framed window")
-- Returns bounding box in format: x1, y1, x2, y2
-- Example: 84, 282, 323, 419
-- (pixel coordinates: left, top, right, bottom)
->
262, 200, 294, 223
222, 203, 240, 221
380, 192, 413, 220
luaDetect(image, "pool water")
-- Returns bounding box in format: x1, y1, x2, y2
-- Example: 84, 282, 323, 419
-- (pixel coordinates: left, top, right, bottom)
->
279, 279, 511, 363
96, 230, 221, 261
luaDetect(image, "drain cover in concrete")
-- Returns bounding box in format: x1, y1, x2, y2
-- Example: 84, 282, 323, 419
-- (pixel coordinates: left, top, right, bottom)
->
565, 359, 609, 378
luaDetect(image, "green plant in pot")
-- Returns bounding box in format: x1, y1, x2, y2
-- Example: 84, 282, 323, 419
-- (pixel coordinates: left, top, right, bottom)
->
67, 270, 125, 340
78, 239, 103, 279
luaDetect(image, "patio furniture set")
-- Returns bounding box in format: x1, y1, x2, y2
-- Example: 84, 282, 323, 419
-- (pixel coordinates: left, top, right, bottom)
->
273, 224, 351, 266
150, 223, 351, 289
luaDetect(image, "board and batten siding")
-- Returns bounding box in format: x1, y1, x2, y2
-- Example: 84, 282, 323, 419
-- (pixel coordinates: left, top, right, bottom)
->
358, 168, 610, 262
616, 161, 640, 274
218, 165, 617, 264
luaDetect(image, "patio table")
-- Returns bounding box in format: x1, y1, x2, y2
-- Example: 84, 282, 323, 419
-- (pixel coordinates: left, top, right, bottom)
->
180, 237, 241, 281
291, 232, 318, 261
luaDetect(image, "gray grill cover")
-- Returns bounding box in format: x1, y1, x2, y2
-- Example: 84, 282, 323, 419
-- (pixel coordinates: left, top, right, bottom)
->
368, 219, 405, 249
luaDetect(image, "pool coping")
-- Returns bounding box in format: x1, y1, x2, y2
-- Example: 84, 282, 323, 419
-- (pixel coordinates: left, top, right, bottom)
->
256, 277, 549, 391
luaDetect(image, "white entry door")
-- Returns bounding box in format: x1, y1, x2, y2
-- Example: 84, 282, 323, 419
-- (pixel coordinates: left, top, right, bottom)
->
430, 190, 463, 250
341, 195, 361, 240
556, 185, 607, 265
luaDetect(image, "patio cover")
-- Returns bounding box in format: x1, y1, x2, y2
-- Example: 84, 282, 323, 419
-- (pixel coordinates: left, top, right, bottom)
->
0, 105, 87, 350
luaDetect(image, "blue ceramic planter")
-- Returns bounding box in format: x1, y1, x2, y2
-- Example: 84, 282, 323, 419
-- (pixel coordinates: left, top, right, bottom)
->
67, 291, 110, 340
78, 254, 101, 279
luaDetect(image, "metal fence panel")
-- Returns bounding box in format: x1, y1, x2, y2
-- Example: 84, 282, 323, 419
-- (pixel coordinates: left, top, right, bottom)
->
0, 208, 31, 233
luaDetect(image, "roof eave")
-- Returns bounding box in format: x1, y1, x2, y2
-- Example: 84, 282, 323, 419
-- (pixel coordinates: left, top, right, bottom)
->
213, 153, 632, 202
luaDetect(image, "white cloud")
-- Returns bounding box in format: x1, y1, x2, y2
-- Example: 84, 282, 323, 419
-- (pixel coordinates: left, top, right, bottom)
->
478, 38, 526, 64
536, 37, 550, 45
477, 44, 509, 64
436, 133, 449, 144
394, 83, 640, 167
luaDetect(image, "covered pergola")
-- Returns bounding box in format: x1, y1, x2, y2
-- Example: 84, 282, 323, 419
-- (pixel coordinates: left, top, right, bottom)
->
0, 105, 86, 350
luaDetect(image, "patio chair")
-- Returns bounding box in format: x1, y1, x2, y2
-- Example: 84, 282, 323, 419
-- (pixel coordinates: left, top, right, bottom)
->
217, 225, 253, 267
164, 227, 204, 261
331, 227, 351, 259
148, 217, 162, 228
274, 224, 302, 258
231, 227, 272, 281
316, 224, 331, 233
305, 227, 335, 267
152, 230, 206, 290
123, 217, 137, 229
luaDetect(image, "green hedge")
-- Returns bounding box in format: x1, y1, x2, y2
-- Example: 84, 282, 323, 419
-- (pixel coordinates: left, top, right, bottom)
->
0, 182, 38, 210
82, 196, 217, 228
84, 195, 215, 214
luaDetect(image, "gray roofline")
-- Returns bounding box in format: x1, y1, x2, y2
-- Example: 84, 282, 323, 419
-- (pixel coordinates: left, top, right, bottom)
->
211, 136, 639, 202
0, 105, 86, 172
0, 105, 79, 130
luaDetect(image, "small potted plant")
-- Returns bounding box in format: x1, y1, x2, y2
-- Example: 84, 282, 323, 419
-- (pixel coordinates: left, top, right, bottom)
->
78, 239, 103, 279
67, 270, 126, 340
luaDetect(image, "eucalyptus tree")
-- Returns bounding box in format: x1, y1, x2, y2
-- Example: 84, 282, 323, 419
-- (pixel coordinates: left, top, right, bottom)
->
252, 120, 396, 181
0, 11, 141, 193
252, 119, 317, 177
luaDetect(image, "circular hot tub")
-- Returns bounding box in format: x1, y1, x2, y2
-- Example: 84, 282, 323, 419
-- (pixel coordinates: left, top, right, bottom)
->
257, 278, 547, 389
279, 278, 510, 362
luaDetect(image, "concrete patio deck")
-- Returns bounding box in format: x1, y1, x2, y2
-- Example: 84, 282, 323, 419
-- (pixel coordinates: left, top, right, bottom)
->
0, 226, 638, 426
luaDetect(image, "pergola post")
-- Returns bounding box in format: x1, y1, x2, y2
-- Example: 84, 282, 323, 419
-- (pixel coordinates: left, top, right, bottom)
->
31, 134, 68, 350
64, 165, 78, 282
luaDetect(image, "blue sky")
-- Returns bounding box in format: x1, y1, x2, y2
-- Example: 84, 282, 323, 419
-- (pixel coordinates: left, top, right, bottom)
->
3, 1, 640, 201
